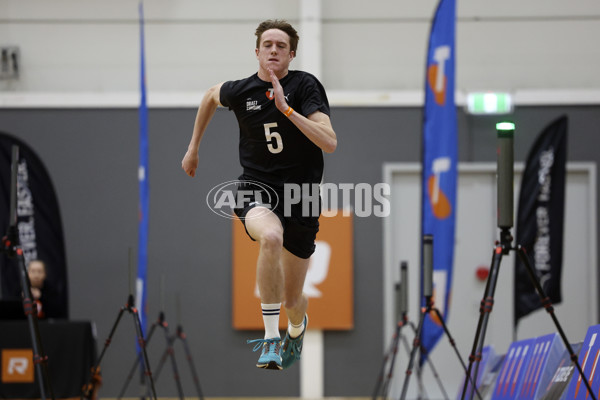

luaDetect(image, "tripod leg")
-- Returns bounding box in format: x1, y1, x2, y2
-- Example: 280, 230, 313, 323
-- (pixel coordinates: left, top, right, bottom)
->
82, 307, 126, 399
419, 346, 449, 400
399, 309, 427, 400
117, 323, 160, 400
23, 295, 54, 400
461, 245, 504, 400
153, 345, 170, 380
405, 322, 428, 400
162, 332, 185, 400
431, 307, 483, 400
379, 323, 404, 399
400, 331, 431, 400
118, 353, 144, 400
16, 252, 54, 400
177, 328, 205, 400
147, 336, 184, 400
131, 310, 158, 400
517, 246, 597, 400
406, 320, 449, 400
142, 345, 169, 397
396, 334, 428, 400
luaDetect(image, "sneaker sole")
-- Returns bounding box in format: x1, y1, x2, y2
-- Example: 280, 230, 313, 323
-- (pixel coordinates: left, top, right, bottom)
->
257, 361, 283, 370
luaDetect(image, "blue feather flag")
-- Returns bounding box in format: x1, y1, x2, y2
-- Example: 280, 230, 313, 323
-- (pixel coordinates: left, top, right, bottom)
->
136, 0, 149, 339
420, 0, 457, 363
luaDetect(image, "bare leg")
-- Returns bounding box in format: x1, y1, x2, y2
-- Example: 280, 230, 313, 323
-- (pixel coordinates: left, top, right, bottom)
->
244, 207, 285, 305
243, 207, 287, 369
281, 248, 310, 326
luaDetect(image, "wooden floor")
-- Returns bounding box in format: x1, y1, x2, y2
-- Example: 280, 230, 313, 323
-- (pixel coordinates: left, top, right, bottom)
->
105, 398, 371, 400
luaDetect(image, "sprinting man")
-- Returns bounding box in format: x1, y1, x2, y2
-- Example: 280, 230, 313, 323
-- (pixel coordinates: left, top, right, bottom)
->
181, 19, 337, 370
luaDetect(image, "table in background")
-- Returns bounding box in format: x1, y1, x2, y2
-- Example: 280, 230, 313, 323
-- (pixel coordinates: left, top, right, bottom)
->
0, 320, 97, 398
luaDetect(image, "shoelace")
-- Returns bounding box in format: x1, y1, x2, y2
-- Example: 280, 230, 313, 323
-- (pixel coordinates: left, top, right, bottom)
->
247, 338, 281, 353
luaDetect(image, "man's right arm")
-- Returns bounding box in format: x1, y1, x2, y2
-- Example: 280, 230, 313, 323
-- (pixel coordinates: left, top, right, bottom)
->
181, 82, 224, 177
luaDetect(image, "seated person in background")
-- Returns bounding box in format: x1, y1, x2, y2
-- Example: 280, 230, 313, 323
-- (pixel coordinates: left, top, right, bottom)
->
27, 259, 60, 319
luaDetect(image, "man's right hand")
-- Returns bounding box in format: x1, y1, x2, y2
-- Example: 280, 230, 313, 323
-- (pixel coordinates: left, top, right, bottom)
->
181, 150, 199, 177
31, 287, 42, 300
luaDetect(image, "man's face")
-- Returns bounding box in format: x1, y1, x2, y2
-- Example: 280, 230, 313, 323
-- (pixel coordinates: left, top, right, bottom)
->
256, 28, 294, 75
28, 261, 46, 288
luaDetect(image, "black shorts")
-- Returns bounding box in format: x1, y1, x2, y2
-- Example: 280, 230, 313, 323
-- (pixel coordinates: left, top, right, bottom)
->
233, 178, 320, 259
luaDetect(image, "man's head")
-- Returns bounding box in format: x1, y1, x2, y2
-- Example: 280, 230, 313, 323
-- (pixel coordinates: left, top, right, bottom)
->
255, 20, 299, 54
28, 259, 46, 289
255, 20, 299, 78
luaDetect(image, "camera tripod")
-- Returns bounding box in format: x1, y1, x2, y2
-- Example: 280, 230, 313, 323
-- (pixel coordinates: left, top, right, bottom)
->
1, 145, 54, 400
374, 315, 454, 400
460, 122, 594, 400
460, 229, 594, 400
81, 293, 157, 400
399, 236, 480, 400
118, 311, 189, 400
372, 261, 454, 400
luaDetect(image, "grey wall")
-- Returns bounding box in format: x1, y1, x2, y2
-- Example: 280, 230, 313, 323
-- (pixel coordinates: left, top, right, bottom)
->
2, 0, 599, 93
0, 105, 598, 396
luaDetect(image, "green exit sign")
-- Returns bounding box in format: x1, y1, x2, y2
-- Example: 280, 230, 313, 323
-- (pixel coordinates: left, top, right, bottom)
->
467, 92, 513, 114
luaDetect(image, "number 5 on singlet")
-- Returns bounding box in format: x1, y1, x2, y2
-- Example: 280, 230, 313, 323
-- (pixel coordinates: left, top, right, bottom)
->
264, 122, 283, 154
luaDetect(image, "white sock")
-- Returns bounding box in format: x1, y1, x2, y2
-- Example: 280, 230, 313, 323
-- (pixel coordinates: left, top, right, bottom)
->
288, 319, 305, 338
261, 303, 281, 339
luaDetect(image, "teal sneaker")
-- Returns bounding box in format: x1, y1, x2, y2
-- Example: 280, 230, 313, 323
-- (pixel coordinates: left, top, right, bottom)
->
281, 315, 308, 369
247, 338, 282, 370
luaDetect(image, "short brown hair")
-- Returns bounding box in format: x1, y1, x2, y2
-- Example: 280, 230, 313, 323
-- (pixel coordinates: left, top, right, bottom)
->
255, 19, 299, 54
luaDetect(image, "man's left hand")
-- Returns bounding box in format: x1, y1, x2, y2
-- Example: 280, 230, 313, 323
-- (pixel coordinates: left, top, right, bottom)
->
268, 68, 289, 113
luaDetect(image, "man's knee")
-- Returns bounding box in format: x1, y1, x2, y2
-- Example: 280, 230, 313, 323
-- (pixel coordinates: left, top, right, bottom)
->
258, 228, 283, 251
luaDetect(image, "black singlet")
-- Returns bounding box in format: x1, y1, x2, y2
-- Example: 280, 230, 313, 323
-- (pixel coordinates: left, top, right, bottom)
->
220, 70, 330, 188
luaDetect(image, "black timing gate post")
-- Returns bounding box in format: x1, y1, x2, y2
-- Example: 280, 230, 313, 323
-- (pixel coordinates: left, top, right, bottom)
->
0, 145, 54, 400
460, 122, 595, 400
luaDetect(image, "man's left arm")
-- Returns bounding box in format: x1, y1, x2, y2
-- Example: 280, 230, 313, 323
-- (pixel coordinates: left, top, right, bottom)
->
289, 110, 337, 154
269, 69, 337, 153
